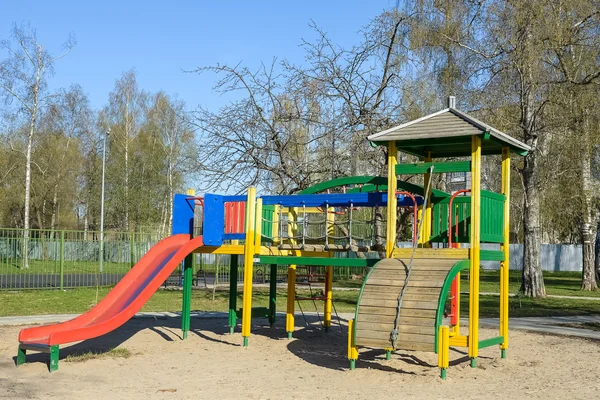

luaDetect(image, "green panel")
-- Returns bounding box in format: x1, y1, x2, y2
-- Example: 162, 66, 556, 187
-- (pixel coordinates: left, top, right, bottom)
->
480, 250, 505, 261
430, 196, 470, 243
480, 190, 505, 244
259, 256, 377, 267
434, 260, 470, 353
479, 336, 504, 349
481, 190, 505, 202
395, 161, 471, 175
261, 205, 275, 242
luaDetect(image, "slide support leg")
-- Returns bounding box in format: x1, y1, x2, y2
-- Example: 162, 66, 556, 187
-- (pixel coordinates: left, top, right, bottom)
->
16, 346, 26, 366
228, 255, 239, 334
49, 345, 59, 372
269, 264, 277, 326
181, 253, 193, 339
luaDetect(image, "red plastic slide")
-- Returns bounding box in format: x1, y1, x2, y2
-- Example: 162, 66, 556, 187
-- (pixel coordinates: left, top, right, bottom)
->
18, 234, 204, 346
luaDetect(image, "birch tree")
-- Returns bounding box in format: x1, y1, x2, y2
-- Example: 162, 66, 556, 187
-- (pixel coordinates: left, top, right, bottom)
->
0, 23, 74, 267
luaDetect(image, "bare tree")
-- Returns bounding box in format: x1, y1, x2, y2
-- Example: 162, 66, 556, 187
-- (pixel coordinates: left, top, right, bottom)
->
0, 23, 74, 267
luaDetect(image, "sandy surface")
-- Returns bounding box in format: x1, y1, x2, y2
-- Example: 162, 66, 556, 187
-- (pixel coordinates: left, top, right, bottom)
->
1, 317, 599, 400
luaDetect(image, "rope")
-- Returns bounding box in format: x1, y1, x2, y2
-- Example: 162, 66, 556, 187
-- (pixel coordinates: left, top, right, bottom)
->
390, 166, 435, 348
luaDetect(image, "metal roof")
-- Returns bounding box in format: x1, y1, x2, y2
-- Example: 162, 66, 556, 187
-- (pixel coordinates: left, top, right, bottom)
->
367, 108, 531, 157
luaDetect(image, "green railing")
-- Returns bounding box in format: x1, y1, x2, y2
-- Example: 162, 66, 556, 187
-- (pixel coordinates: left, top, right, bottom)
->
0, 228, 164, 290
430, 190, 505, 244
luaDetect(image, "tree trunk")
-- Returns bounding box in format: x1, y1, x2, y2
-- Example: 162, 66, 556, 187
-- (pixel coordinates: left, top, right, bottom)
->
50, 183, 59, 232
582, 222, 597, 290
22, 112, 35, 269
581, 146, 598, 290
520, 150, 547, 297
595, 218, 600, 282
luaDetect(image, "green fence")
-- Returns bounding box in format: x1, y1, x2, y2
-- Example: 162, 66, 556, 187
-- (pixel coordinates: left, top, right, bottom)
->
0, 228, 370, 290
0, 228, 164, 290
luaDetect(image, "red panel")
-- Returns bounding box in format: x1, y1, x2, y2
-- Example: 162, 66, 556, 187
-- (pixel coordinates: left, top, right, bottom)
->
224, 201, 246, 234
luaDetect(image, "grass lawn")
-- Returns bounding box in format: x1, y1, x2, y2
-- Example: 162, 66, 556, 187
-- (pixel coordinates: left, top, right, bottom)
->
1, 284, 599, 320
472, 270, 600, 297
0, 259, 135, 275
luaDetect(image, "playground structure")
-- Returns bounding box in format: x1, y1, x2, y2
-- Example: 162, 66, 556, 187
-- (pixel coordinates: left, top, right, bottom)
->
16, 100, 530, 378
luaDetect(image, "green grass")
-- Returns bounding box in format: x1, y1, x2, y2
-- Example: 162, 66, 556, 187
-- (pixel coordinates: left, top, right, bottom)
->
64, 347, 133, 362
0, 287, 361, 317
1, 284, 599, 320
471, 270, 600, 298
0, 259, 135, 275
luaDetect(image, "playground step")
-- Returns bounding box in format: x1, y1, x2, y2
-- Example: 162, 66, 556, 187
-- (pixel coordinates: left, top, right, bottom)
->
354, 258, 462, 352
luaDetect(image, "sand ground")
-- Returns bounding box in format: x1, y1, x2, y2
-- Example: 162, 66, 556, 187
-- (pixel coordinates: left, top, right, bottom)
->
1, 317, 599, 400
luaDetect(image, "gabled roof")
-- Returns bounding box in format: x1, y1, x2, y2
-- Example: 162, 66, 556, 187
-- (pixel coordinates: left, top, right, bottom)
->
367, 108, 531, 158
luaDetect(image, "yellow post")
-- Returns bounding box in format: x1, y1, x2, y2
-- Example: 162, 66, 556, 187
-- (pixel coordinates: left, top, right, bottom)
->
285, 207, 298, 339
386, 141, 398, 258
422, 152, 433, 247
500, 147, 511, 358
347, 319, 358, 370
468, 136, 481, 366
272, 205, 280, 245
324, 266, 333, 330
286, 265, 296, 338
438, 325, 450, 379
241, 187, 257, 347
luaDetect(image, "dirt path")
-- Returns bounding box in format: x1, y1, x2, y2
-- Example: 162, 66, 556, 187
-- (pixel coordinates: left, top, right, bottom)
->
1, 317, 599, 399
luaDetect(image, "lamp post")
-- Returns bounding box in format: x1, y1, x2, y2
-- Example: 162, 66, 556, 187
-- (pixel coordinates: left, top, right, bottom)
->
99, 129, 109, 273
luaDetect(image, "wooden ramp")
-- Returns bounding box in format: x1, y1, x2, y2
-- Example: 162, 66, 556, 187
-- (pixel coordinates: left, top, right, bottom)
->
355, 258, 463, 353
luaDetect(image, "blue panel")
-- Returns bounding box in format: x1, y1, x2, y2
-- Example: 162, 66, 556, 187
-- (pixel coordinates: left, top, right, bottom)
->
222, 233, 246, 240
222, 195, 246, 202
203, 194, 224, 246
259, 192, 423, 208
172, 194, 194, 235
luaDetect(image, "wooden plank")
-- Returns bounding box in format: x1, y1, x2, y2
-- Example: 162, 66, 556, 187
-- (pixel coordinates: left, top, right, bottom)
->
367, 270, 407, 279
366, 278, 406, 286
398, 316, 436, 327
397, 341, 434, 352
359, 322, 434, 336
359, 298, 399, 308
397, 332, 434, 344
357, 322, 394, 332
357, 313, 396, 324
401, 292, 441, 302
356, 329, 392, 341
391, 248, 468, 259
405, 280, 444, 288
360, 291, 400, 301
400, 300, 438, 310
397, 308, 436, 318
358, 305, 398, 316
362, 284, 410, 293
355, 337, 392, 349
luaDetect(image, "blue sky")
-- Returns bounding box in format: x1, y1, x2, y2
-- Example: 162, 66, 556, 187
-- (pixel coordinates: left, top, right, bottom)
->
1, 1, 393, 111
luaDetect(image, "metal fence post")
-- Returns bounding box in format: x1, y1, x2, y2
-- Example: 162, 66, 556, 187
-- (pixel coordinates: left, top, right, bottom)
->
59, 230, 65, 290
130, 233, 135, 268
